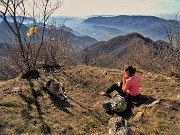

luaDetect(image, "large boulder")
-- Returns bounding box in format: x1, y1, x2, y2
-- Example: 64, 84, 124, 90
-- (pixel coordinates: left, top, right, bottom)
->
108, 116, 131, 135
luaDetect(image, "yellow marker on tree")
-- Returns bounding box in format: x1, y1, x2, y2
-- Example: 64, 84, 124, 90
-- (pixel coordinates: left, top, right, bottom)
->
27, 25, 37, 36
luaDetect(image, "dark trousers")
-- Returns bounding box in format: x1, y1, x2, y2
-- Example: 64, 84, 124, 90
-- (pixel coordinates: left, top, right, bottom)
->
106, 81, 136, 103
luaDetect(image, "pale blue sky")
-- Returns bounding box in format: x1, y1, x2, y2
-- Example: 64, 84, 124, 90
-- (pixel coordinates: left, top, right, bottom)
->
3, 0, 178, 17
53, 0, 180, 16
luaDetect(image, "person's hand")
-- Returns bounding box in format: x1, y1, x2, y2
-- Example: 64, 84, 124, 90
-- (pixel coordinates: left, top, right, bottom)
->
123, 73, 128, 86
123, 74, 128, 80
117, 82, 120, 86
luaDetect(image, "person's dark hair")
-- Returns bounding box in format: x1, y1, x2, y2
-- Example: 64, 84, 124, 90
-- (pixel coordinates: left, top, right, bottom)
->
125, 66, 136, 76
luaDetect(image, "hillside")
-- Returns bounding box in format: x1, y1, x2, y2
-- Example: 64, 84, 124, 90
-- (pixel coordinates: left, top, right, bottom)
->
0, 43, 7, 56
88, 33, 179, 73
0, 65, 180, 134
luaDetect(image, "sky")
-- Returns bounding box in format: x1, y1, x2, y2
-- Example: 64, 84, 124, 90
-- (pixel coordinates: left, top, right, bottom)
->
52, 0, 180, 17
1, 0, 179, 17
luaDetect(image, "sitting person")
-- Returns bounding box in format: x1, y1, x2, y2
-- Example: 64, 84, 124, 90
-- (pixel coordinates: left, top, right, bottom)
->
46, 78, 67, 100
101, 66, 140, 102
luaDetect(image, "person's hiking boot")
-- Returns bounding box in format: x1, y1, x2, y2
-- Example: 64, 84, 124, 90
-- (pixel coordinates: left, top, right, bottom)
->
100, 92, 110, 96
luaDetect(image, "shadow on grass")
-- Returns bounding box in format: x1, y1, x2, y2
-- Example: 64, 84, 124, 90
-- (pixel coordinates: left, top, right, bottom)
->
0, 103, 22, 107
68, 96, 106, 124
48, 95, 74, 115
0, 119, 8, 135
40, 83, 74, 116
19, 79, 51, 134
132, 93, 156, 106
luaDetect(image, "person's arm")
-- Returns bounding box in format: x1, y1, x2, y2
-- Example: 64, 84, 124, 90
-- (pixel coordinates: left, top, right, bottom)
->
122, 74, 128, 89
122, 79, 131, 92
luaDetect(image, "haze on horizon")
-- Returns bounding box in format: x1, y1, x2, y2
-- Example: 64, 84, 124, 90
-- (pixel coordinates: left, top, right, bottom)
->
52, 0, 180, 17
1, 0, 179, 18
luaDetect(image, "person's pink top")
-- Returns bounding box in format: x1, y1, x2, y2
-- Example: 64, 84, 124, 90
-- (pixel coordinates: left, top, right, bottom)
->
123, 74, 140, 96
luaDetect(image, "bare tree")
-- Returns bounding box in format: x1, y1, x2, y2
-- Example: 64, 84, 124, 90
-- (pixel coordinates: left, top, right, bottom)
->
159, 13, 180, 74
39, 20, 76, 70
80, 45, 92, 66
0, 0, 63, 77
161, 12, 180, 48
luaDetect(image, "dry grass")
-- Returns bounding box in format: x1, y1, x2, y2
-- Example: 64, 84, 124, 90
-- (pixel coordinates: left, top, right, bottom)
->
0, 65, 179, 134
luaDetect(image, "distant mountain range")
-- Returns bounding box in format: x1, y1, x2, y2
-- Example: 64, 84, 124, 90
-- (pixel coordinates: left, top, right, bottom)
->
0, 20, 97, 47
1, 15, 179, 48
0, 16, 34, 24
52, 15, 180, 41
0, 20, 28, 43
82, 15, 180, 41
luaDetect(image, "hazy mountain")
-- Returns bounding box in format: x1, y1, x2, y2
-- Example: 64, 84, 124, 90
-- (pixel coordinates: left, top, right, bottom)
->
82, 15, 180, 40
45, 15, 178, 41
1, 15, 178, 42
0, 16, 33, 24
51, 16, 125, 41
83, 15, 161, 28
51, 16, 84, 27
0, 20, 97, 47
33, 25, 98, 46
62, 30, 98, 46
71, 25, 125, 41
0, 20, 28, 43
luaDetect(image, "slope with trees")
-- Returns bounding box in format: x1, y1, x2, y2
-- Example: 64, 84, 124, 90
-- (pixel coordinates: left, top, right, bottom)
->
85, 33, 180, 74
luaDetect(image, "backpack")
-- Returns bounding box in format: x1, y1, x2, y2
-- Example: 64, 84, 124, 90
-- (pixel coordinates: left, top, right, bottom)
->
102, 94, 127, 114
